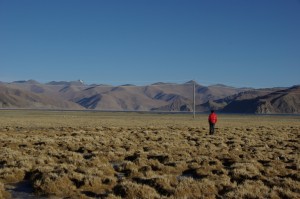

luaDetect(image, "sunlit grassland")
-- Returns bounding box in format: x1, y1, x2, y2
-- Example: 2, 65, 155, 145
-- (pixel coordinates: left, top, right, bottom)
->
0, 110, 299, 198
0, 110, 299, 128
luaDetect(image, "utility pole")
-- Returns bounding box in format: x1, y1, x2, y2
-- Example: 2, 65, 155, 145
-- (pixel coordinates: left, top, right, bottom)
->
193, 81, 196, 119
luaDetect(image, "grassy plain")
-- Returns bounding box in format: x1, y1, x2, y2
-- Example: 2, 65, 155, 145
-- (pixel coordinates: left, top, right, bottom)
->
0, 110, 299, 198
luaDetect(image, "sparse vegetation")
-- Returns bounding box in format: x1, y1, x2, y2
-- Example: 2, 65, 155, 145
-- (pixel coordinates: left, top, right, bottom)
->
0, 110, 299, 198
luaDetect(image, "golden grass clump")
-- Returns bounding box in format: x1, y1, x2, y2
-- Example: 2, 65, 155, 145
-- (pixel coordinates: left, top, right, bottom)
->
78, 175, 116, 195
0, 168, 26, 183
229, 162, 262, 182
113, 181, 160, 198
270, 186, 300, 199
224, 180, 270, 199
0, 181, 11, 199
174, 178, 217, 199
33, 172, 76, 197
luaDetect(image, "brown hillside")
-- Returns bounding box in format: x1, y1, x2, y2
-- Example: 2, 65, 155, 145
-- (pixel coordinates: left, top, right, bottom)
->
222, 86, 300, 114
197, 88, 281, 112
78, 86, 168, 111
0, 84, 83, 110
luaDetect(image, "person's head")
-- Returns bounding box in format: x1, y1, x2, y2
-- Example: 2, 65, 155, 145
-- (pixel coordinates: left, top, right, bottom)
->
211, 110, 214, 113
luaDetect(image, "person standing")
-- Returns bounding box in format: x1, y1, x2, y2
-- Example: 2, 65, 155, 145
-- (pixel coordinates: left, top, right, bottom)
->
208, 110, 217, 135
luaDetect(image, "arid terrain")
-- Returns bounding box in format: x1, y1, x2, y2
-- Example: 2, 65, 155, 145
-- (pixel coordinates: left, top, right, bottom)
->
0, 110, 299, 198
1, 80, 299, 114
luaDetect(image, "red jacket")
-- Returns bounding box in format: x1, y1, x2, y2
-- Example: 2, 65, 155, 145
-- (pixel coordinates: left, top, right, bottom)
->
208, 112, 217, 124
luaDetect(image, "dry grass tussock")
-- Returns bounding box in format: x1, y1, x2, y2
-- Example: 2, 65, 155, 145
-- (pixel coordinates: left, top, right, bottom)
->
0, 181, 11, 199
0, 110, 299, 198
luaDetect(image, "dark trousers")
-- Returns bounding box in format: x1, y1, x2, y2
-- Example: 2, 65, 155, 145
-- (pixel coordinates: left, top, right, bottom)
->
209, 122, 215, 135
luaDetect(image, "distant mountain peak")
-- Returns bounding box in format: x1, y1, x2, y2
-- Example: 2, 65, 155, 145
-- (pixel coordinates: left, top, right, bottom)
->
78, 79, 84, 84
151, 82, 175, 85
185, 80, 198, 85
209, 84, 234, 88
291, 85, 300, 89
120, 84, 136, 87
47, 80, 85, 86
12, 79, 40, 84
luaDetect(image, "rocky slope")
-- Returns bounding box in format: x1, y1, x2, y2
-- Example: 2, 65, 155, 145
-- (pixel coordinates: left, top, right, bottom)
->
220, 86, 300, 114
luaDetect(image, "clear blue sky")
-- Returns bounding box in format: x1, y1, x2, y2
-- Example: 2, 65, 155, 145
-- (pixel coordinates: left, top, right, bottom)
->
0, 0, 299, 88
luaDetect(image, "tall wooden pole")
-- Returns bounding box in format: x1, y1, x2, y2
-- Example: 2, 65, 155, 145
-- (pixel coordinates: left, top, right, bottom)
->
193, 81, 195, 119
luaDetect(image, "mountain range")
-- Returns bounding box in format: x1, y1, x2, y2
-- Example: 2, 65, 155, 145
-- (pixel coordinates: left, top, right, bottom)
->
0, 80, 299, 114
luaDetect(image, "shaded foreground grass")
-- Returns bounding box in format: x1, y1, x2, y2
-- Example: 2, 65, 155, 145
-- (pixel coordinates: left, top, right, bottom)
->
0, 110, 299, 198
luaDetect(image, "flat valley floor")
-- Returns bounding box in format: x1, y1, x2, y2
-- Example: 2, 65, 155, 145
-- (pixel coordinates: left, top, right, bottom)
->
0, 110, 299, 198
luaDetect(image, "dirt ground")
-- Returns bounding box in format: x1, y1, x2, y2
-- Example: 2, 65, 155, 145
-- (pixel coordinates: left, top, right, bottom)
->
0, 110, 299, 198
